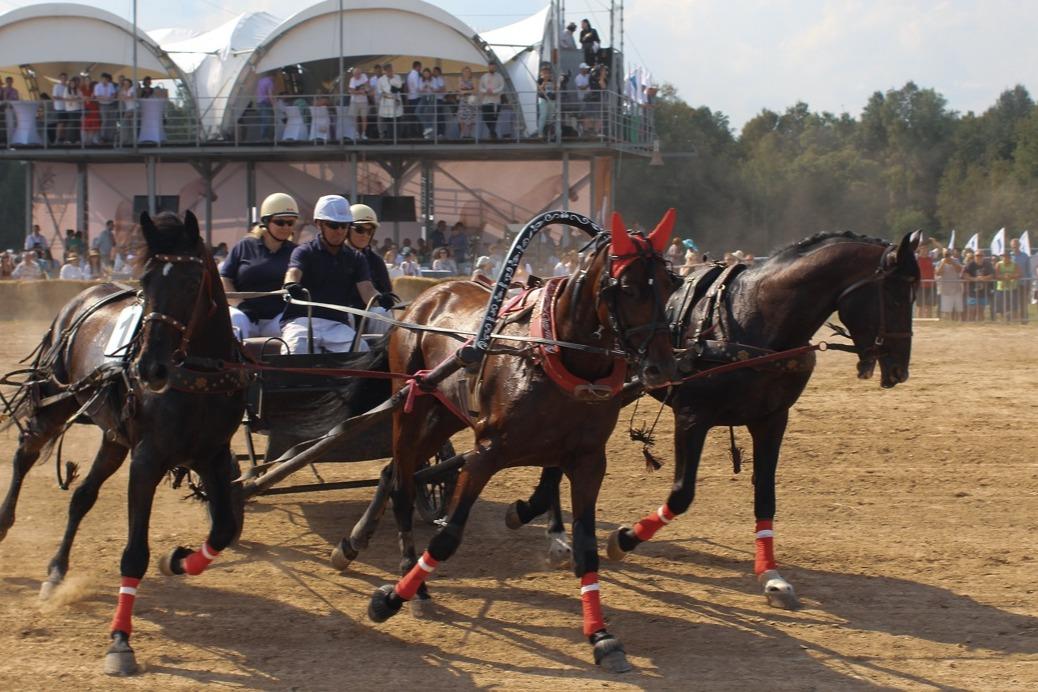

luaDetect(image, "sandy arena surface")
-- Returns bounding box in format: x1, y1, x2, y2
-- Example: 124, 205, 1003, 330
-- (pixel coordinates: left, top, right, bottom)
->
0, 318, 1035, 690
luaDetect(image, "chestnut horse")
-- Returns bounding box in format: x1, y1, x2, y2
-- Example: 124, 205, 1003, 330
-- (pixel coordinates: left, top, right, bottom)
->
0, 211, 245, 674
333, 211, 679, 672
509, 230, 921, 609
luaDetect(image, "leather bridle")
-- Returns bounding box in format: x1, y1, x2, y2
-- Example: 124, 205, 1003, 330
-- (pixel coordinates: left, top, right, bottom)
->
835, 246, 916, 360
138, 252, 212, 364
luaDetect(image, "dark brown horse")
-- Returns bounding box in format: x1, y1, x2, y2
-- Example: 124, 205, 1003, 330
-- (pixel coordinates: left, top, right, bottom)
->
332, 211, 679, 672
510, 230, 921, 609
0, 211, 245, 675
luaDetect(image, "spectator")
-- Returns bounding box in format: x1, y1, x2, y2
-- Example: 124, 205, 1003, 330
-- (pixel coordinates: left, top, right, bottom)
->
560, 21, 578, 49
138, 75, 154, 98
1, 250, 14, 278
536, 65, 557, 138
366, 64, 383, 140
417, 67, 435, 139
347, 66, 369, 141
52, 72, 69, 144
574, 63, 591, 104
64, 76, 83, 144
12, 252, 44, 280
582, 64, 607, 135
1009, 237, 1030, 323
963, 249, 993, 321
479, 63, 505, 140
448, 222, 468, 270
24, 224, 46, 253
59, 252, 85, 280
431, 66, 447, 138
405, 60, 422, 139
456, 66, 478, 140
553, 250, 578, 277
94, 72, 118, 144
92, 219, 116, 266
432, 247, 458, 274
680, 249, 701, 276
85, 248, 105, 280
399, 248, 421, 277
579, 19, 601, 67
63, 229, 81, 257
664, 236, 684, 266
384, 250, 402, 279
256, 71, 275, 141
118, 77, 137, 146
0, 76, 17, 147
994, 252, 1019, 319
429, 219, 447, 248
415, 238, 430, 265
377, 62, 403, 140
935, 249, 962, 320
82, 79, 101, 145
916, 246, 935, 318
471, 255, 495, 281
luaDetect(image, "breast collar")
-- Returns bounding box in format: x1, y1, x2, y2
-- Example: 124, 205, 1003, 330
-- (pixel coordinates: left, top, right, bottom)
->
529, 277, 627, 402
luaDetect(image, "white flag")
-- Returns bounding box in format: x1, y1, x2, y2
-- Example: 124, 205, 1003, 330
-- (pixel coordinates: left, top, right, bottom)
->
947, 229, 955, 249
964, 233, 979, 252
990, 227, 1006, 256
1020, 230, 1031, 256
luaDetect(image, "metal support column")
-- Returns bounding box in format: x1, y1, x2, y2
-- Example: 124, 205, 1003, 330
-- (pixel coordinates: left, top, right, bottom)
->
588, 156, 597, 223
561, 152, 570, 247
146, 157, 157, 215
420, 159, 433, 241
24, 161, 32, 235
349, 152, 358, 202
392, 169, 401, 246
76, 162, 88, 233
245, 160, 256, 225
204, 161, 214, 247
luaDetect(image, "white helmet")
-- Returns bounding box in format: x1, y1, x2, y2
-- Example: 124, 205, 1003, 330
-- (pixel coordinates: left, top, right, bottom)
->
259, 192, 299, 225
314, 195, 353, 223
349, 203, 380, 230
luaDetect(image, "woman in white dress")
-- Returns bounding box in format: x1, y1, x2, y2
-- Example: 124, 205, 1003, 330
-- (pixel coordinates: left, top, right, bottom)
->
935, 249, 963, 320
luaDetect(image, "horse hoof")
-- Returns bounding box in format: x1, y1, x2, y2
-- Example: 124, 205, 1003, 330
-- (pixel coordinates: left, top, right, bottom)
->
103, 638, 138, 676
39, 578, 60, 601
411, 596, 434, 619
330, 540, 358, 571
606, 527, 629, 562
545, 532, 572, 569
368, 584, 403, 623
504, 501, 524, 530
157, 546, 191, 577
762, 571, 801, 610
593, 635, 632, 674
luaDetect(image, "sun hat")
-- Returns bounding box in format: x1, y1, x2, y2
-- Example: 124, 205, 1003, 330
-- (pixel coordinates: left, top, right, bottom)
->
313, 195, 353, 223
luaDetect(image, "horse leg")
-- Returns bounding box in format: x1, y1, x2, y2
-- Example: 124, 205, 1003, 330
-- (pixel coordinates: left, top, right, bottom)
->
747, 411, 800, 609
157, 446, 239, 578
504, 467, 571, 568
104, 448, 165, 676
0, 401, 75, 542
568, 453, 631, 673
367, 445, 495, 623
607, 418, 708, 560
331, 462, 392, 571
40, 438, 129, 599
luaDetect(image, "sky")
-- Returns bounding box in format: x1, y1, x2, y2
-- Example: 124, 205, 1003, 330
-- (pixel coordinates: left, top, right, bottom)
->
1, 0, 1035, 130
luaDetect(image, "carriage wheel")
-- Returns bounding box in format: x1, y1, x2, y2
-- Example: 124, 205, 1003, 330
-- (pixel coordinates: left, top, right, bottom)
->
415, 441, 458, 524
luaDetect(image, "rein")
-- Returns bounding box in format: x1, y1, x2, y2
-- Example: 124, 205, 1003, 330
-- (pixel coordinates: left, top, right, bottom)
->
834, 245, 914, 359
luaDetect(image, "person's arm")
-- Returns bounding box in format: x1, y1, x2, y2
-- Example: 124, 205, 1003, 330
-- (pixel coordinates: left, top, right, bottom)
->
284, 267, 302, 285
220, 277, 242, 306
357, 280, 379, 305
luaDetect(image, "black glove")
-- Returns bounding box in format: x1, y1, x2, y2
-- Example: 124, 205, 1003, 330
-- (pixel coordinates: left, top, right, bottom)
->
283, 282, 306, 301
375, 292, 397, 310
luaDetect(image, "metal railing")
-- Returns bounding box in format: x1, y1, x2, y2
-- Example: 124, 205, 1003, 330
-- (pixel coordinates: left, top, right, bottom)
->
0, 90, 655, 152
915, 278, 1036, 323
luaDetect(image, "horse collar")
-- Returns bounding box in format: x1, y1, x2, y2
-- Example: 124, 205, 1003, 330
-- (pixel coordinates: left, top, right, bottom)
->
531, 277, 627, 402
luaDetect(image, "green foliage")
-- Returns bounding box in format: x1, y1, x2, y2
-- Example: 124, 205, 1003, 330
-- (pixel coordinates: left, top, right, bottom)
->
618, 82, 1038, 255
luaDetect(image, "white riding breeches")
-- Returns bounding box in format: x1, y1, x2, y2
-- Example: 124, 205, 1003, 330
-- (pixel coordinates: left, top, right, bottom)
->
229, 306, 284, 341
281, 317, 368, 354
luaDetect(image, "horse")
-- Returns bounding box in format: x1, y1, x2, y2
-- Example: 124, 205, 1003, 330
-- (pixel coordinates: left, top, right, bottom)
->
329, 211, 680, 672
0, 211, 246, 675
507, 230, 921, 609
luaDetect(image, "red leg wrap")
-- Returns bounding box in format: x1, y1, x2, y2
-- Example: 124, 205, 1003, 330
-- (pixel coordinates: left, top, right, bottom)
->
580, 572, 606, 637
632, 503, 675, 542
394, 551, 438, 601
110, 577, 141, 635
182, 541, 219, 576
754, 519, 777, 575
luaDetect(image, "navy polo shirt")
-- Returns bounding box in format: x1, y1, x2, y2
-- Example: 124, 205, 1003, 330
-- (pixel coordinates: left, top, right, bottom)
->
282, 236, 371, 324
219, 235, 296, 321
345, 246, 393, 308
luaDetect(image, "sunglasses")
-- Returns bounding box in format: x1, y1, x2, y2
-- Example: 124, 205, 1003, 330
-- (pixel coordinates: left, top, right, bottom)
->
269, 218, 296, 227
351, 224, 376, 235
322, 221, 350, 231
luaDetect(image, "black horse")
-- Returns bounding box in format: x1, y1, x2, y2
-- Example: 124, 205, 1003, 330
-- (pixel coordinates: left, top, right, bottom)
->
0, 211, 246, 674
509, 230, 921, 609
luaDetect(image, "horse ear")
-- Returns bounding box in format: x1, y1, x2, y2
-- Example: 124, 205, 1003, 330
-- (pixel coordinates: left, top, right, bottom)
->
647, 208, 677, 253
610, 211, 635, 256
183, 210, 201, 244
140, 211, 159, 249
897, 229, 922, 266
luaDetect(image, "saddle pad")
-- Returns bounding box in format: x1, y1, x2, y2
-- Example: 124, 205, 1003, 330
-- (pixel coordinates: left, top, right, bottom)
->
105, 303, 143, 363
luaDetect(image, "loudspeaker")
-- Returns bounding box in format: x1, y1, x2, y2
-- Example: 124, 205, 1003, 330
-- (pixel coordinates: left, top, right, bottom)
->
358, 195, 416, 223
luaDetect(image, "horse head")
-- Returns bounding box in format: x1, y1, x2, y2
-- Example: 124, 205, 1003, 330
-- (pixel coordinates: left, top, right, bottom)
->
837, 229, 920, 388
135, 210, 209, 393
591, 209, 680, 388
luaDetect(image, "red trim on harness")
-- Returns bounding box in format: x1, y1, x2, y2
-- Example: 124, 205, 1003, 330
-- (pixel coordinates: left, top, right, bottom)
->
632, 503, 675, 542
403, 369, 475, 428
580, 572, 606, 637
110, 576, 141, 635
394, 551, 439, 601
182, 541, 219, 576
755, 519, 777, 575
531, 278, 627, 400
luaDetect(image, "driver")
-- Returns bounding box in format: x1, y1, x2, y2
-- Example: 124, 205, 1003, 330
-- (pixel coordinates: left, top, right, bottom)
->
281, 195, 394, 353
220, 192, 298, 340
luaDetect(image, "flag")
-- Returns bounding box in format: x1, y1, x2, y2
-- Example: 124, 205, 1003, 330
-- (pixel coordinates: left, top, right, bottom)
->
947, 229, 955, 249
1020, 230, 1031, 256
964, 233, 979, 252
990, 227, 1006, 256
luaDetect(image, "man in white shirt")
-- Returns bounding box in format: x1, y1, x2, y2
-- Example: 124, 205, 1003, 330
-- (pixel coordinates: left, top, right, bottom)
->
347, 67, 369, 141
94, 73, 118, 145
574, 63, 591, 102
59, 253, 85, 280
478, 63, 506, 140
366, 64, 382, 139
405, 60, 422, 138
52, 73, 68, 144
377, 63, 403, 140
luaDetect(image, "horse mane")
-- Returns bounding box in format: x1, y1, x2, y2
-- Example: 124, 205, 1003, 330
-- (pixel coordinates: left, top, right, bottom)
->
767, 231, 889, 264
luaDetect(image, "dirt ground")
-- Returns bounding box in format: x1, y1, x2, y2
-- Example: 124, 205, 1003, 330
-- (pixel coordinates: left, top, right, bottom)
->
0, 318, 1035, 690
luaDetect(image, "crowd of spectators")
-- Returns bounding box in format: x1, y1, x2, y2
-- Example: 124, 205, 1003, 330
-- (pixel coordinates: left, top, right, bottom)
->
3, 220, 121, 281
917, 240, 1035, 322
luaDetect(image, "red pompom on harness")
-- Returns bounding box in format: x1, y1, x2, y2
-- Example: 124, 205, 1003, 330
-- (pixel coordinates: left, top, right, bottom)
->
632, 503, 675, 542
182, 541, 220, 576
754, 519, 777, 575
394, 551, 439, 601
110, 576, 141, 635
580, 572, 606, 637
